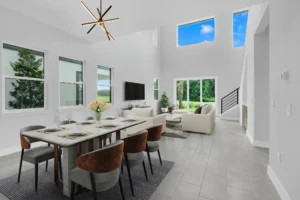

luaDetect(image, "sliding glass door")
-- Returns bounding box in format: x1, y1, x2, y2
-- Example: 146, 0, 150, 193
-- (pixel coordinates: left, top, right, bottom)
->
175, 78, 216, 112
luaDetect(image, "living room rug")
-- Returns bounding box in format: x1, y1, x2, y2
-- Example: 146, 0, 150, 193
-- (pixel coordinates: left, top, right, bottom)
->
163, 123, 190, 139
0, 158, 174, 200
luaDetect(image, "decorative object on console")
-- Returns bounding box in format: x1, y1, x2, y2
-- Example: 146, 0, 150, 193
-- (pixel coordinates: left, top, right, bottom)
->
160, 92, 169, 113
88, 100, 110, 122
167, 105, 175, 114
81, 0, 119, 40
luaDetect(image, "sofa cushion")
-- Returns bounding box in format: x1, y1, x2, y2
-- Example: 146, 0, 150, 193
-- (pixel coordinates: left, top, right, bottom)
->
201, 104, 212, 114
132, 108, 154, 117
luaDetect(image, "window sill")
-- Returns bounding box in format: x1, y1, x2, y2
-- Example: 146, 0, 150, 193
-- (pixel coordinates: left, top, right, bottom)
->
1, 109, 50, 118
58, 105, 86, 112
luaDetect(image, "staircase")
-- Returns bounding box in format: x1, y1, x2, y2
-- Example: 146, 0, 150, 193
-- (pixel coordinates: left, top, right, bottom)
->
221, 88, 239, 114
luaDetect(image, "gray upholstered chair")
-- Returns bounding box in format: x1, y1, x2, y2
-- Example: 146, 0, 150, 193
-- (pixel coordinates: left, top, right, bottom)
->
122, 130, 148, 196
70, 140, 125, 200
59, 120, 77, 125
144, 124, 163, 175
18, 125, 62, 192
84, 117, 112, 145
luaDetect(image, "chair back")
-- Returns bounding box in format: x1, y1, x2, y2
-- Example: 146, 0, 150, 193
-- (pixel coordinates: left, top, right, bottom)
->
59, 120, 77, 125
76, 140, 124, 173
20, 125, 46, 149
147, 124, 163, 141
123, 130, 148, 153
85, 117, 94, 121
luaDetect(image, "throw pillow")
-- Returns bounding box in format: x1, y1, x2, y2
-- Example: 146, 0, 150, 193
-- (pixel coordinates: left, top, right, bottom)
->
194, 107, 201, 114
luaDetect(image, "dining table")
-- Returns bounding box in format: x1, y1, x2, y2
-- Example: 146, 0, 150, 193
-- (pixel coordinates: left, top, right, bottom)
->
21, 117, 146, 197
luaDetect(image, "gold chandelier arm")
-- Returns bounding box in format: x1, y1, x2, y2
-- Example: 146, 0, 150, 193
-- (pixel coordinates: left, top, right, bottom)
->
81, 1, 98, 20
87, 24, 97, 34
100, 24, 111, 40
100, 5, 112, 20
82, 18, 119, 26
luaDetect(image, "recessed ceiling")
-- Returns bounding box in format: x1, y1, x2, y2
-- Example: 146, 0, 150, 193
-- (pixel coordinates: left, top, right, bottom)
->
0, 0, 262, 44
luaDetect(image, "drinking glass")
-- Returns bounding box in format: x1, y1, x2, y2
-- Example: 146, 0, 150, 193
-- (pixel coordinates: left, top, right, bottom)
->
54, 113, 60, 128
67, 111, 72, 124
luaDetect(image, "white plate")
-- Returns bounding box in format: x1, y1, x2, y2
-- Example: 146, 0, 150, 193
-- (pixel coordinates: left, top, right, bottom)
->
102, 124, 117, 128
68, 131, 87, 136
104, 116, 117, 120
44, 127, 59, 132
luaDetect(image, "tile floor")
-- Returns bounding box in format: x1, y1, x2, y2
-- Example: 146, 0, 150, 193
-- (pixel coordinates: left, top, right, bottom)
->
0, 119, 281, 200
149, 119, 281, 200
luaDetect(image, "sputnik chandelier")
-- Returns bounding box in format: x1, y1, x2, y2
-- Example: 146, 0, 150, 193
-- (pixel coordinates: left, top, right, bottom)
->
81, 0, 119, 40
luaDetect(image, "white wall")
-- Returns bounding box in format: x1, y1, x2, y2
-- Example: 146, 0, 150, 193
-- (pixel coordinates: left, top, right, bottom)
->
254, 27, 269, 144
159, 4, 254, 114
268, 1, 300, 200
0, 6, 160, 155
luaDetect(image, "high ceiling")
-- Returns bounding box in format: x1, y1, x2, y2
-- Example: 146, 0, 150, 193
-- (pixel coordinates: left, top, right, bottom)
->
0, 0, 262, 43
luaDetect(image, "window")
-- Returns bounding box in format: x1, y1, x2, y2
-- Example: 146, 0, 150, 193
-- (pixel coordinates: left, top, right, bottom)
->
97, 66, 112, 103
175, 78, 216, 112
178, 18, 215, 47
59, 57, 84, 107
2, 43, 45, 111
233, 11, 249, 47
154, 78, 159, 100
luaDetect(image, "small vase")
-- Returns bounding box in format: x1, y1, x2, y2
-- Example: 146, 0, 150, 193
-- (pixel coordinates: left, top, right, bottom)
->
95, 111, 103, 122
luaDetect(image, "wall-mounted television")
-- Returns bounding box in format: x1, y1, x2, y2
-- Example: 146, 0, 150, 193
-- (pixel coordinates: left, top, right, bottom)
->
125, 82, 145, 101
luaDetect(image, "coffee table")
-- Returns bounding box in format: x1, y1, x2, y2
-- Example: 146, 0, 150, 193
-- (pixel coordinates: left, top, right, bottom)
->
166, 114, 182, 127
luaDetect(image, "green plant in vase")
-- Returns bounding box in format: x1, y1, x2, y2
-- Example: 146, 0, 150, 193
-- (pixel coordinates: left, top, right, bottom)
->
160, 92, 169, 113
88, 100, 110, 122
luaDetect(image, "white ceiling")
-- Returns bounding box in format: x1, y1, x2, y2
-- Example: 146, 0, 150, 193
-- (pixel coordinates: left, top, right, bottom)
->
0, 0, 262, 44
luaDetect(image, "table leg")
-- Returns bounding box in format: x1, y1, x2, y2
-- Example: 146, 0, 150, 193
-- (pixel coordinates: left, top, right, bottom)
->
99, 137, 103, 148
54, 145, 61, 185
103, 136, 107, 146
63, 146, 77, 197
88, 140, 94, 152
116, 130, 121, 140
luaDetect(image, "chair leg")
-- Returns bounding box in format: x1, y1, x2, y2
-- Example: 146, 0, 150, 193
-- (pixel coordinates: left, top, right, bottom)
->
45, 160, 48, 171
35, 164, 38, 192
142, 160, 148, 181
90, 173, 98, 200
118, 177, 125, 200
17, 149, 24, 183
58, 155, 63, 181
124, 153, 134, 196
71, 181, 75, 200
146, 144, 154, 175
157, 149, 163, 165
121, 164, 124, 174
109, 137, 112, 144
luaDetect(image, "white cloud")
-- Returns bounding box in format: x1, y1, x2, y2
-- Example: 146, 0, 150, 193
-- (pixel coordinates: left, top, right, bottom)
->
200, 25, 214, 34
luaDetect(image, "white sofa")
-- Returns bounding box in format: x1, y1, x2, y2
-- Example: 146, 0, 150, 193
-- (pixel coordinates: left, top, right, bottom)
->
182, 105, 216, 135
126, 107, 167, 135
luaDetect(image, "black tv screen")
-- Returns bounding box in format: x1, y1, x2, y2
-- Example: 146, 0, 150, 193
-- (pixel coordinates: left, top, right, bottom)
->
125, 82, 145, 101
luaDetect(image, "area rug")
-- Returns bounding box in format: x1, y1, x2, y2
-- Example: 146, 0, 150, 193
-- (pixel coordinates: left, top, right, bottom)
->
163, 123, 190, 139
0, 158, 174, 200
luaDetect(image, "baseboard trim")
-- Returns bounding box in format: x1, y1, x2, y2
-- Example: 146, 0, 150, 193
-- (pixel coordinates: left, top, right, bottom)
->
267, 165, 292, 200
246, 131, 269, 148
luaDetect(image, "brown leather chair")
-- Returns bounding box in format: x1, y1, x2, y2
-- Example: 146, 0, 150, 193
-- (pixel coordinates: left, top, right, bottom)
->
70, 140, 125, 200
145, 124, 163, 175
122, 130, 148, 196
18, 125, 62, 192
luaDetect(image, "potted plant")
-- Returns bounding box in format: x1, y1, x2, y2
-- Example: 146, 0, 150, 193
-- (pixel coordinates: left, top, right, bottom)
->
88, 100, 110, 122
160, 92, 169, 113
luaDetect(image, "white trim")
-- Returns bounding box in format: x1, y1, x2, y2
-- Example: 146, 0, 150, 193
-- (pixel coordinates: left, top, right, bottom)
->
97, 65, 114, 104
246, 130, 269, 148
58, 57, 86, 109
1, 42, 48, 114
176, 16, 216, 48
267, 165, 292, 200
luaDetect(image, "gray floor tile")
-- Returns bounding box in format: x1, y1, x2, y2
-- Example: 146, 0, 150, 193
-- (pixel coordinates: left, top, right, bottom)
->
172, 181, 201, 200
227, 186, 254, 200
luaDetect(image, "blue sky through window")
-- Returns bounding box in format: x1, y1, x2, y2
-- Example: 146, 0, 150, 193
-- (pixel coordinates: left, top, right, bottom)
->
233, 11, 249, 48
178, 19, 215, 47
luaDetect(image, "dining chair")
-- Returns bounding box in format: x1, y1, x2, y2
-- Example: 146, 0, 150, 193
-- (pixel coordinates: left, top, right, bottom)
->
85, 117, 112, 145
144, 124, 163, 175
18, 125, 62, 192
70, 140, 125, 200
122, 130, 148, 196
59, 120, 77, 125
